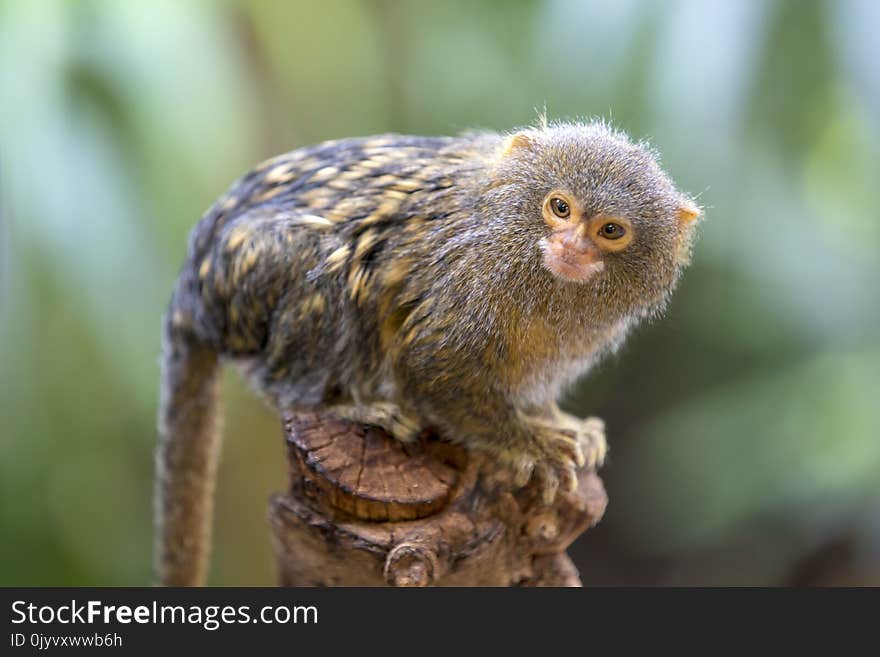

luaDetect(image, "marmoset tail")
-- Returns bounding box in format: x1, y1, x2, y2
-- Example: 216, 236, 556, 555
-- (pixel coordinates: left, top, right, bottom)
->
156, 120, 701, 585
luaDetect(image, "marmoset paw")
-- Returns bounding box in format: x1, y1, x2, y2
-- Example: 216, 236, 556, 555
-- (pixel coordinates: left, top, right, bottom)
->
369, 402, 423, 442
555, 412, 607, 470
507, 426, 584, 505
329, 402, 422, 443
577, 416, 607, 469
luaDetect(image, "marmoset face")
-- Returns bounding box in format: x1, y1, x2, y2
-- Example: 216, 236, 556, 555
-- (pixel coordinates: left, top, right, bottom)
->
495, 122, 701, 309
538, 190, 637, 283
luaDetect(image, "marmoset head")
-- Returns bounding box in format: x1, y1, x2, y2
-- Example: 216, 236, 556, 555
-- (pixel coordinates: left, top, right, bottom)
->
488, 120, 701, 314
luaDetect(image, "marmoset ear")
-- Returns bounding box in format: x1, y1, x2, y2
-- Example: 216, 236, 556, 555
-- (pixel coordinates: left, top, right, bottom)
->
500, 132, 534, 158
676, 200, 701, 225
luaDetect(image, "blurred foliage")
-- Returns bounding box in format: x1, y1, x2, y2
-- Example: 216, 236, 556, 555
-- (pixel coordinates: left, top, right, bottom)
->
1, 0, 878, 585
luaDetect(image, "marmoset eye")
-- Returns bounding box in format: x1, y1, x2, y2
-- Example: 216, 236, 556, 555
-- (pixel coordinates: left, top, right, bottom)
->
550, 197, 570, 218
599, 223, 625, 240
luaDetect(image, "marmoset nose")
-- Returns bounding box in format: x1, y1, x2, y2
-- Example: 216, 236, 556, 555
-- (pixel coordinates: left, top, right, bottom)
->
558, 223, 593, 254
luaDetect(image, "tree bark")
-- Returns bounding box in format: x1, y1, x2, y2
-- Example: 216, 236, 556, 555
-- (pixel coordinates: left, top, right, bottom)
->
269, 411, 607, 586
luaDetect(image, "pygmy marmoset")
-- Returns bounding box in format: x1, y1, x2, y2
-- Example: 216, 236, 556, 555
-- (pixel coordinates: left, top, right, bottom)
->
156, 120, 702, 585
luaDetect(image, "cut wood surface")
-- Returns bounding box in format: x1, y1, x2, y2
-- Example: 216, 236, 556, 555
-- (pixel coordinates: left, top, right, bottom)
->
270, 411, 607, 586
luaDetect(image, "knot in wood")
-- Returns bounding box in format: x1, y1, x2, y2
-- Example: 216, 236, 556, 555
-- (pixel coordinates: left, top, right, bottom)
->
384, 543, 440, 587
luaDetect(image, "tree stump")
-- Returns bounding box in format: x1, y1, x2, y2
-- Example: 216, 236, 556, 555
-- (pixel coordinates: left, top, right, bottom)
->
269, 411, 607, 586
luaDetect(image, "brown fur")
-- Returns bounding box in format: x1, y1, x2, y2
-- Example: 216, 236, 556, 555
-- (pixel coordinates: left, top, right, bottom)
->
156, 120, 701, 585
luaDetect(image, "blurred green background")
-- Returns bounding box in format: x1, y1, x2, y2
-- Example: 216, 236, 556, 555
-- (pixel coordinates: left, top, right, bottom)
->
1, 0, 878, 586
